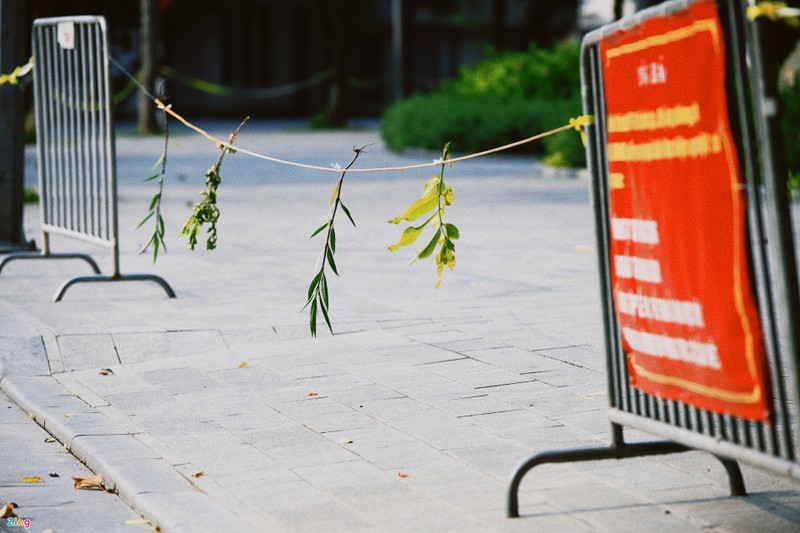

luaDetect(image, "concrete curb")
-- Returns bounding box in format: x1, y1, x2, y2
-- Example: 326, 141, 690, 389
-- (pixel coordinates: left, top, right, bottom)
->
0, 374, 253, 533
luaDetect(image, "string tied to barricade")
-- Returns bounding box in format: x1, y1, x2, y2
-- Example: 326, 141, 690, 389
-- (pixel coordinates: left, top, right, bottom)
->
747, 1, 800, 27
0, 57, 34, 86
569, 114, 595, 146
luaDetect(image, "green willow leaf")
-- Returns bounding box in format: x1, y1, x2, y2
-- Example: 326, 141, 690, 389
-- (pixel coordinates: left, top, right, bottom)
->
319, 298, 333, 335
137, 211, 155, 229
340, 202, 356, 227
330, 226, 336, 254
327, 248, 339, 276
308, 271, 322, 301
149, 193, 161, 210
444, 223, 460, 240
413, 228, 442, 263
320, 273, 329, 310
310, 222, 328, 238
310, 299, 318, 337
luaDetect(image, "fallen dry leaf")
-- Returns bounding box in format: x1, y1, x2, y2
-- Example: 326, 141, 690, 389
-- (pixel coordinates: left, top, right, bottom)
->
63, 413, 78, 418
49, 472, 59, 478
44, 437, 56, 443
397, 472, 409, 479
20, 476, 43, 483
1, 503, 18, 519
71, 473, 111, 492
338, 438, 354, 445
308, 392, 319, 397
192, 471, 204, 478
237, 362, 248, 368
99, 368, 114, 375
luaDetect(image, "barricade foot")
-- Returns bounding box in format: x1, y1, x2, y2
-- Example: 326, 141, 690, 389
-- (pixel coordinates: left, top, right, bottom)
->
506, 441, 746, 518
53, 273, 176, 301
0, 251, 101, 275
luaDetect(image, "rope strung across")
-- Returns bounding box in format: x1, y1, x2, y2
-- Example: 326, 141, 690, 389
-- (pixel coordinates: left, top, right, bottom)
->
112, 55, 594, 173
0, 57, 33, 86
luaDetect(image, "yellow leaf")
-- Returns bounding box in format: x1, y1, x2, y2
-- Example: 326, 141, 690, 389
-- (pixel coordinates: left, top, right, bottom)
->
388, 224, 426, 252
388, 194, 439, 224
330, 182, 340, 205
21, 476, 43, 483
63, 413, 78, 418
237, 362, 247, 368
444, 186, 454, 206
421, 175, 440, 198
72, 473, 108, 491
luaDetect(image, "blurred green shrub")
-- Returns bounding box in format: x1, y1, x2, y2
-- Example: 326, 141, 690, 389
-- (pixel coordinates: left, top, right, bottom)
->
381, 41, 585, 167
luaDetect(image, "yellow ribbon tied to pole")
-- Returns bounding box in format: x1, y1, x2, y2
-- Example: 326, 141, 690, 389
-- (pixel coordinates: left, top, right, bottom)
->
570, 115, 595, 146
0, 57, 34, 86
747, 1, 800, 27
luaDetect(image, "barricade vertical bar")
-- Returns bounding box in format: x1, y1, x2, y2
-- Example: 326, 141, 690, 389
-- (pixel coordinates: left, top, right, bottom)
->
78, 23, 88, 235
745, 5, 800, 462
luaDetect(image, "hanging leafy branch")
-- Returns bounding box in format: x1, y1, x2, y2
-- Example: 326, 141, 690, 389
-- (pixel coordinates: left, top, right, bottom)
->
388, 143, 459, 288
181, 117, 250, 250
137, 109, 170, 262
303, 145, 365, 337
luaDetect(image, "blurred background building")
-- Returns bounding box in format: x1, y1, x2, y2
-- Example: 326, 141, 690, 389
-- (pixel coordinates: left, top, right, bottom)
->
22, 0, 632, 120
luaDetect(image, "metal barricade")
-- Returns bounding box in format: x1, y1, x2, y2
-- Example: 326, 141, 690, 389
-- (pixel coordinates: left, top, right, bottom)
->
508, 0, 800, 517
0, 16, 175, 301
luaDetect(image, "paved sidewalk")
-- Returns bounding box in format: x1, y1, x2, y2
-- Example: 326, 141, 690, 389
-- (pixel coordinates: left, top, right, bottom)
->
3, 121, 800, 532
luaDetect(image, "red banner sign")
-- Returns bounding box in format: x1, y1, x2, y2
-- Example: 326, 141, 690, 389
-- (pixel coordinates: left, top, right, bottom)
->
600, 0, 771, 421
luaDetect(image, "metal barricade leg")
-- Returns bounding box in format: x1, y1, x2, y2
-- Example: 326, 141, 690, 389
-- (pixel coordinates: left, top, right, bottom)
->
0, 251, 101, 275
506, 432, 747, 518
53, 273, 176, 301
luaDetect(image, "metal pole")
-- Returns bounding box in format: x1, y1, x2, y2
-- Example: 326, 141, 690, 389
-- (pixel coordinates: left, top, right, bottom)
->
138, 0, 158, 133
390, 0, 408, 102
0, 0, 31, 252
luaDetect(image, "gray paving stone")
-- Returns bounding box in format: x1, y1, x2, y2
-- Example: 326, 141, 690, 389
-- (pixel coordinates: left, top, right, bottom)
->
132, 491, 255, 532
56, 333, 120, 371
0, 335, 50, 377
112, 331, 171, 364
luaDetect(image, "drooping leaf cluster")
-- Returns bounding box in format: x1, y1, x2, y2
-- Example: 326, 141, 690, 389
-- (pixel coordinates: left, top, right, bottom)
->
181, 167, 222, 251
304, 146, 363, 337
181, 117, 249, 251
137, 112, 170, 261
388, 143, 459, 288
